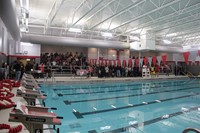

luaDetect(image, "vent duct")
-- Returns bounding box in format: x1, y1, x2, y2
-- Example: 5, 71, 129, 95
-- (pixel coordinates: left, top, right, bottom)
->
22, 34, 130, 49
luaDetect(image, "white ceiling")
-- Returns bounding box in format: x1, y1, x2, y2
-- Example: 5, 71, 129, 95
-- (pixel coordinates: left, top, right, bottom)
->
16, 0, 200, 49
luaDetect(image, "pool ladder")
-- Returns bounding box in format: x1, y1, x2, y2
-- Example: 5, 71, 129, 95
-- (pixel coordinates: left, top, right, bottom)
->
182, 128, 200, 133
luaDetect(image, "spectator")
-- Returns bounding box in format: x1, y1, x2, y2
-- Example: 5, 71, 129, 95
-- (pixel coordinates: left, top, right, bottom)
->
13, 60, 21, 81
165, 64, 170, 76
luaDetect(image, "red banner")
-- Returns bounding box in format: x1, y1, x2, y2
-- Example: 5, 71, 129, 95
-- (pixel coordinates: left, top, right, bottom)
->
113, 60, 116, 66
135, 58, 139, 67
123, 60, 126, 67
128, 59, 132, 67
162, 55, 167, 65
152, 56, 157, 66
143, 57, 147, 65
109, 60, 112, 66
183, 52, 190, 64
117, 60, 121, 66
198, 50, 200, 56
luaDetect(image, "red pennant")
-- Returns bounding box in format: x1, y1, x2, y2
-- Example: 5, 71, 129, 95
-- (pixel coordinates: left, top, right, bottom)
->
152, 56, 157, 66
183, 52, 190, 64
102, 60, 105, 66
143, 57, 147, 65
113, 60, 116, 66
135, 58, 139, 67
94, 59, 97, 65
162, 55, 167, 65
122, 60, 126, 67
109, 60, 112, 66
118, 60, 121, 66
128, 59, 132, 67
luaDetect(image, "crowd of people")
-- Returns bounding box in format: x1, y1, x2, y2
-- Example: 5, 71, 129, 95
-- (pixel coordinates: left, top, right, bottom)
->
40, 52, 87, 66
0, 51, 178, 80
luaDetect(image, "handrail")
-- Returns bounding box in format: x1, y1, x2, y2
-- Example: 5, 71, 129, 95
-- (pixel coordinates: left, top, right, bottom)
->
181, 71, 197, 79
182, 128, 200, 133
187, 71, 197, 79
181, 71, 190, 78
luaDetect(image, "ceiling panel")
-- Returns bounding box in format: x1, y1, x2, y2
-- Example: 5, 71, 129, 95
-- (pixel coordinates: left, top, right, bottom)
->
16, 0, 200, 49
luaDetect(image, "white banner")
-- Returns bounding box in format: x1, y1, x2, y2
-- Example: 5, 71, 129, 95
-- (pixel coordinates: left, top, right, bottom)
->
139, 58, 143, 67
157, 56, 162, 65
148, 57, 152, 66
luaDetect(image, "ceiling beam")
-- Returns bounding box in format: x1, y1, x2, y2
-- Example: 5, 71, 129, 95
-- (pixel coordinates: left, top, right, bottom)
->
89, 0, 146, 30
81, 0, 115, 24
125, 3, 200, 34
48, 0, 64, 25
110, 0, 182, 31
71, 0, 104, 27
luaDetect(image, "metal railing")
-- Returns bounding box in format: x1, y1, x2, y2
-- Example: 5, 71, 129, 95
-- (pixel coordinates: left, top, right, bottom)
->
182, 128, 200, 133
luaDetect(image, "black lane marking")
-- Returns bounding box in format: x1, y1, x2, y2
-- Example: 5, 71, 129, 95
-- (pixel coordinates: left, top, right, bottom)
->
103, 106, 200, 133
57, 93, 63, 96
54, 79, 187, 91
58, 82, 199, 96
73, 111, 83, 119
64, 85, 199, 104
77, 93, 200, 117
88, 130, 98, 133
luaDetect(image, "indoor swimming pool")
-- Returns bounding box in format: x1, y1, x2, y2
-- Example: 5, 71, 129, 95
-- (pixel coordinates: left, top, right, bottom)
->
40, 78, 200, 133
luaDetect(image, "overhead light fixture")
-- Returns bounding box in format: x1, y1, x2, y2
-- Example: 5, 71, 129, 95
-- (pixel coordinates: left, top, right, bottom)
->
183, 45, 191, 50
68, 28, 81, 33
163, 40, 171, 44
21, 42, 33, 46
166, 33, 177, 37
101, 32, 113, 37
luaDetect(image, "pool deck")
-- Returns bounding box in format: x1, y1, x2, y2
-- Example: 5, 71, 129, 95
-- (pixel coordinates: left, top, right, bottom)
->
37, 74, 190, 83
0, 74, 197, 133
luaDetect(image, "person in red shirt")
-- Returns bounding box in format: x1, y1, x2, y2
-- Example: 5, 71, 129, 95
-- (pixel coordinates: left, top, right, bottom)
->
39, 63, 45, 73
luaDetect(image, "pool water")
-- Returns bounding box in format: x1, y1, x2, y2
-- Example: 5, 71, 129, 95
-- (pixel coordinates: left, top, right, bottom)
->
40, 78, 200, 133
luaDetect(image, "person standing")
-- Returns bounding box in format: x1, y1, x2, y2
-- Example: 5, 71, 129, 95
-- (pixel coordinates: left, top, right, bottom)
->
165, 64, 170, 76
13, 60, 21, 81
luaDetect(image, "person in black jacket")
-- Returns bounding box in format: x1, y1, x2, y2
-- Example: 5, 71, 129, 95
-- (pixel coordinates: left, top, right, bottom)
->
13, 60, 21, 81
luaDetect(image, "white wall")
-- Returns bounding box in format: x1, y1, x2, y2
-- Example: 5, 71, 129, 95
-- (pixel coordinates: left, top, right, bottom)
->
107, 49, 117, 60
0, 18, 9, 55
119, 49, 130, 60
9, 42, 41, 56
88, 48, 98, 59
41, 45, 88, 55
173, 51, 200, 62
